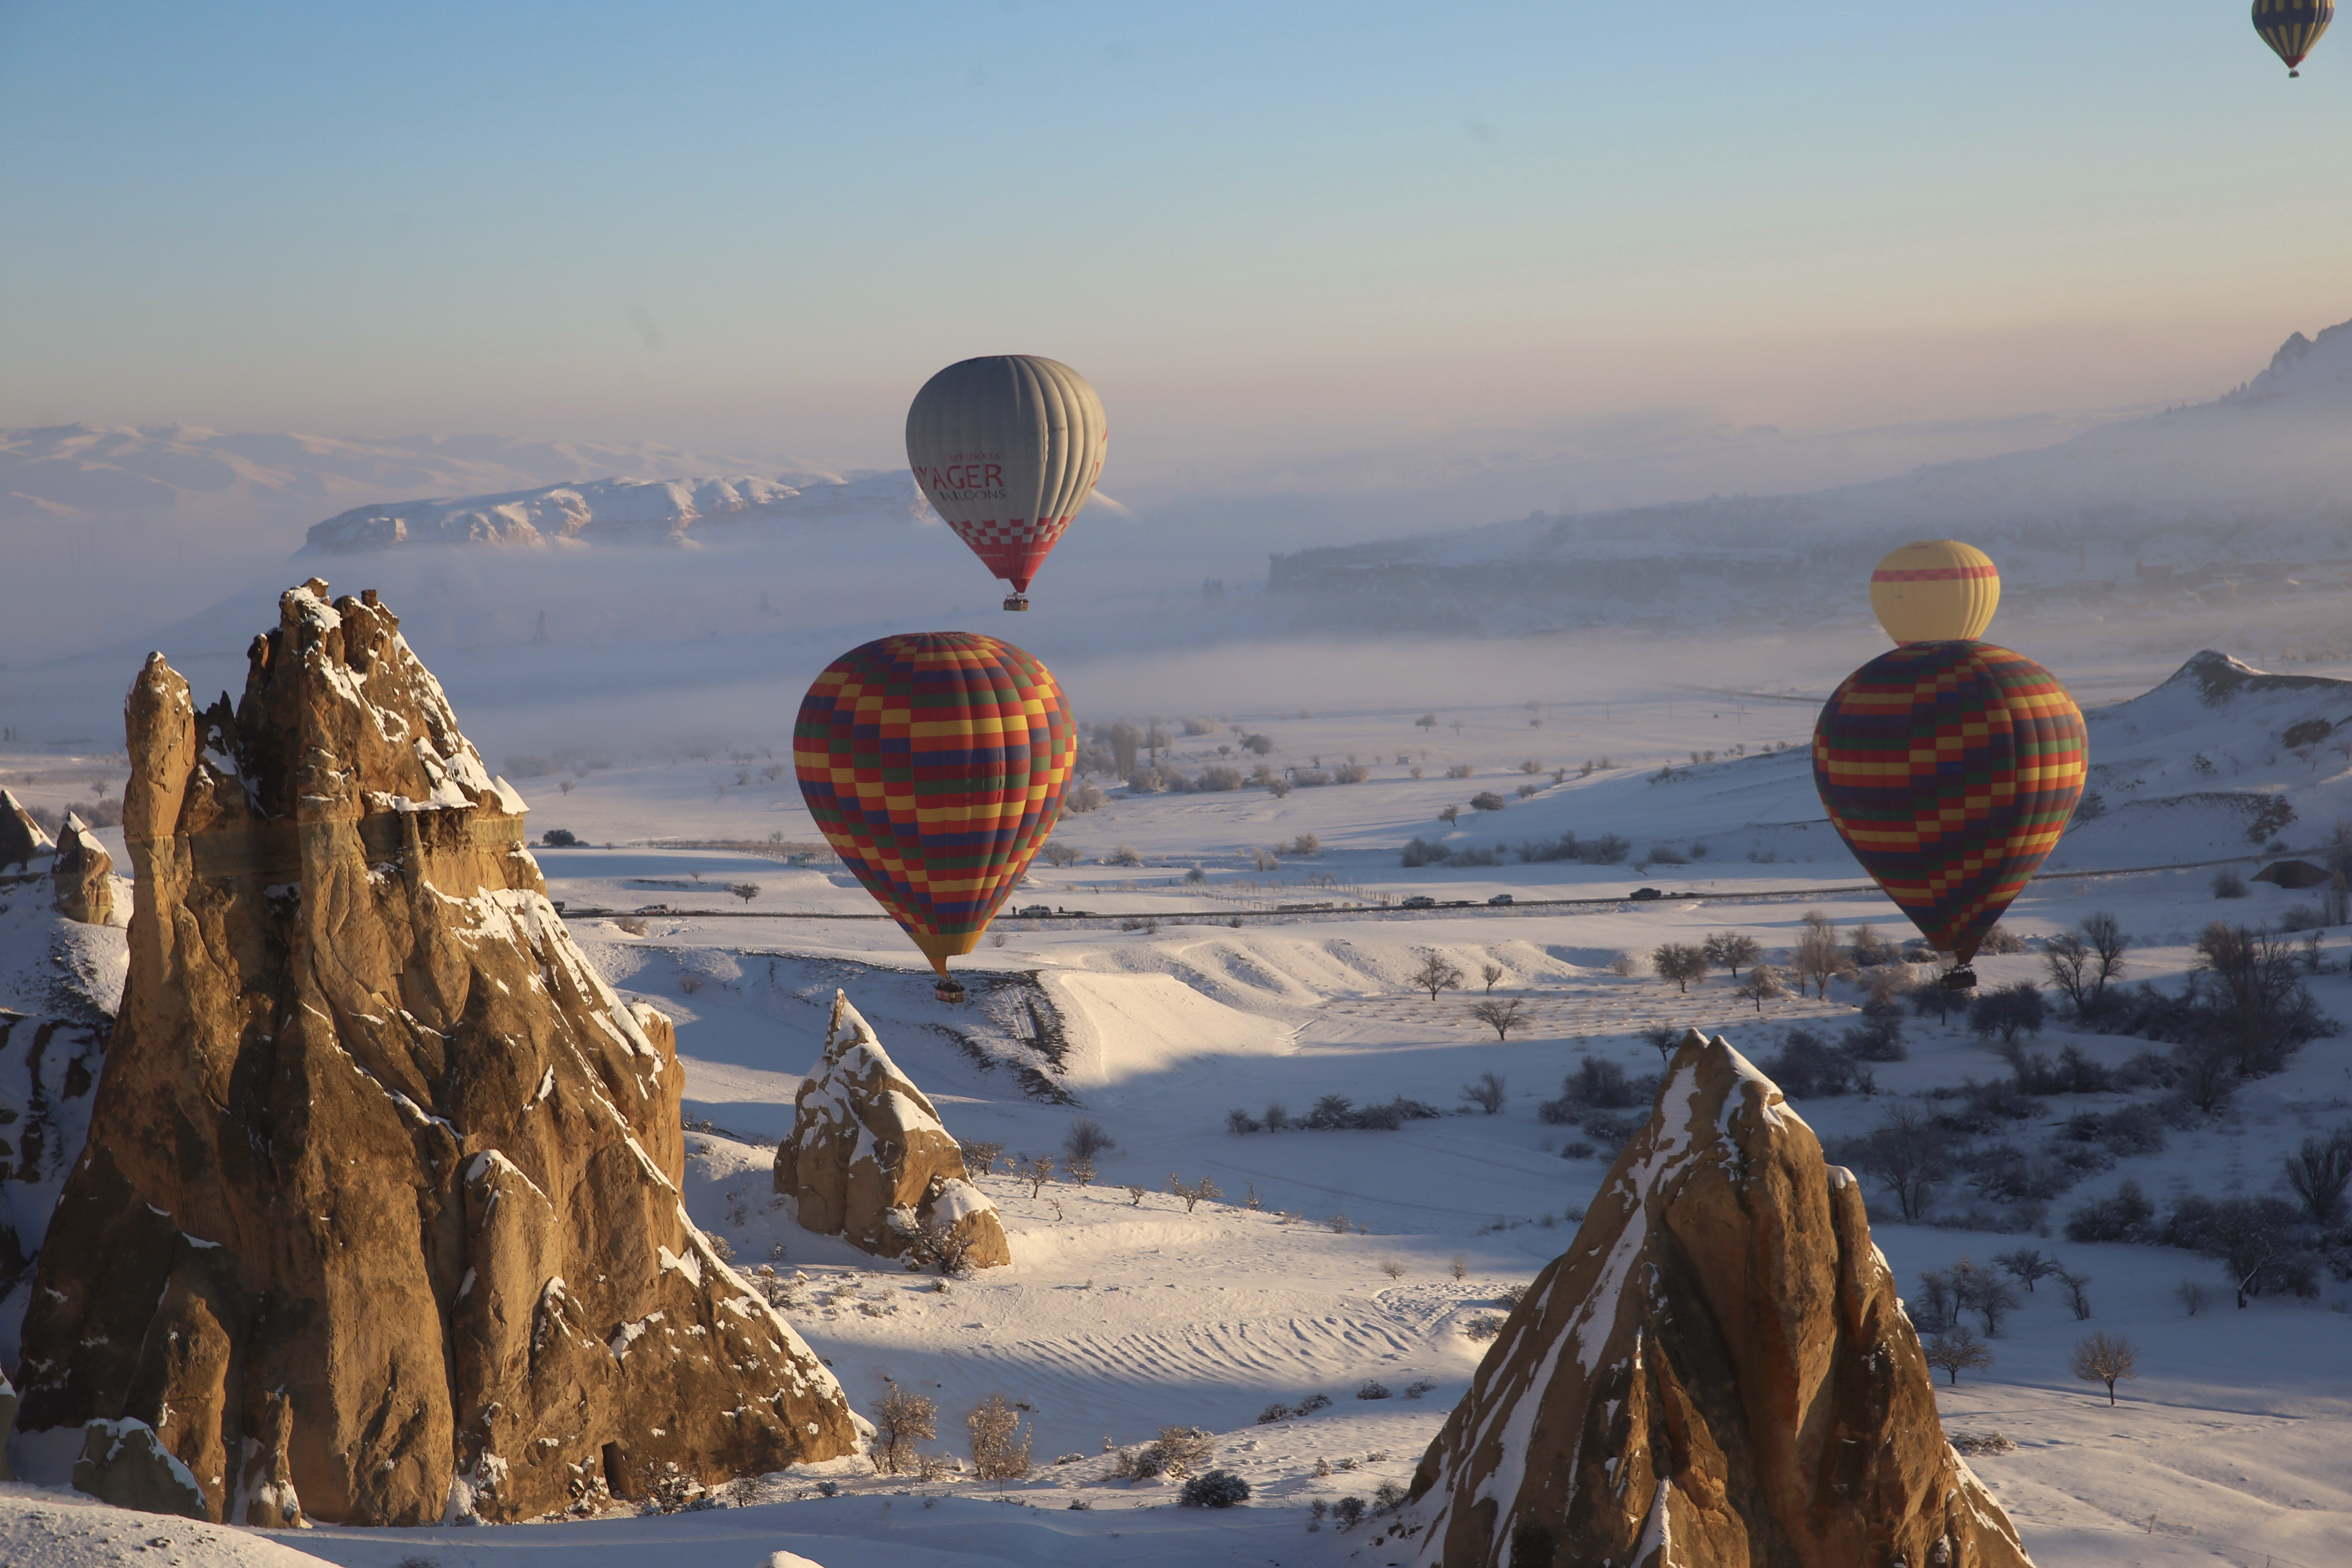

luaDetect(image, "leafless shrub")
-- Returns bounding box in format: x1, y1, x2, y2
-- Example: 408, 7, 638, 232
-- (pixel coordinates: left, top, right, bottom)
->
1405, 1379, 1437, 1399
959, 1139, 1004, 1176
1446, 763, 1475, 779
1065, 1155, 1097, 1186
1378, 1259, 1407, 1280
900, 1213, 978, 1276
1112, 1425, 1214, 1481
1065, 1117, 1116, 1161
1327, 1212, 1349, 1233
1167, 1173, 1222, 1212
1018, 1155, 1057, 1196
730, 883, 761, 903
677, 972, 704, 995
1449, 1253, 1468, 1279
1411, 952, 1465, 999
875, 1385, 939, 1474
1105, 845, 1142, 867
1462, 1072, 1506, 1114
1462, 1313, 1506, 1340
1040, 841, 1082, 867
1948, 1430, 2016, 1456
967, 1395, 1032, 1481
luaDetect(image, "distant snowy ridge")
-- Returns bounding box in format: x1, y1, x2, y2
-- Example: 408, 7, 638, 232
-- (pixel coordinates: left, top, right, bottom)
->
0, 423, 848, 531
304, 470, 929, 551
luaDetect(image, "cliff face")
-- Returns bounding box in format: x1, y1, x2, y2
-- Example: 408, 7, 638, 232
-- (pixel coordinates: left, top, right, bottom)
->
1401, 1031, 2034, 1568
775, 991, 1010, 1270
15, 580, 860, 1526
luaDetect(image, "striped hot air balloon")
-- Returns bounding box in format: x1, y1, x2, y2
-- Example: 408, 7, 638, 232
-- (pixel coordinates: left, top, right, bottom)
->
796, 633, 1075, 999
1813, 641, 2086, 982
2254, 0, 2333, 76
1869, 540, 2000, 644
906, 355, 1108, 611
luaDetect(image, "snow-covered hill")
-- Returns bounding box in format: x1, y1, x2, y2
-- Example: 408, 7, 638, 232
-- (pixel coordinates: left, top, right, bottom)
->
304, 471, 928, 551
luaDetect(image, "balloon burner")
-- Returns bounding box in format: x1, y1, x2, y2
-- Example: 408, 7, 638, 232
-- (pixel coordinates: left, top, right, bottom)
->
1939, 966, 1979, 992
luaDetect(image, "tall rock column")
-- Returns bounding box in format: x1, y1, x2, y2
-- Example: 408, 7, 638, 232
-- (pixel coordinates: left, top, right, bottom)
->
49, 813, 113, 925
1400, 1031, 2034, 1568
14, 581, 861, 1526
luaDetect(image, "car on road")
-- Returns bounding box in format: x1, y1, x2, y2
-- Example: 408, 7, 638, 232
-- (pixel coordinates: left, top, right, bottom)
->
1016, 905, 1054, 917
1629, 887, 1664, 901
1400, 894, 1436, 909
1486, 893, 1514, 906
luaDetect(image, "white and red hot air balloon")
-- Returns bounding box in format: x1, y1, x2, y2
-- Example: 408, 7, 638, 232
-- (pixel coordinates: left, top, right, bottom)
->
905, 355, 1107, 610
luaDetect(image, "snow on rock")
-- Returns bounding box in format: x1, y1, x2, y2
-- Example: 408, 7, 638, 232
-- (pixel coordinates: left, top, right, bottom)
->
774, 990, 1011, 1270
1398, 1029, 2034, 1568
0, 791, 52, 873
11, 581, 858, 1529
46, 816, 110, 927
305, 471, 928, 552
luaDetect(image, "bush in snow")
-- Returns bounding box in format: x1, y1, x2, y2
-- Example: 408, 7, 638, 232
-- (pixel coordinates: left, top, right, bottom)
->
1179, 1470, 1251, 1507
1356, 1380, 1390, 1400
967, 1394, 1032, 1480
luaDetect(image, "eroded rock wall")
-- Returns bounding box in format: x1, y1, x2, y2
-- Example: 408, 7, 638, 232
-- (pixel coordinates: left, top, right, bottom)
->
1400, 1030, 2034, 1568
14, 581, 860, 1526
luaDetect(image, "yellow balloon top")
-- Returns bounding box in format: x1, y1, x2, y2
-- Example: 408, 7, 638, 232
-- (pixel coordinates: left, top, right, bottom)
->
1869, 540, 1999, 643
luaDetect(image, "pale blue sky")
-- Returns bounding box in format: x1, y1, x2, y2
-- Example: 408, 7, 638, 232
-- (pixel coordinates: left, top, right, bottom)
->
4, 1, 2346, 502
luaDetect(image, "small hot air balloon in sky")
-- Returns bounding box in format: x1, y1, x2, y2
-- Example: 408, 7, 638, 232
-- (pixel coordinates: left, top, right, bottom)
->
796, 632, 1075, 1001
906, 355, 1108, 612
2254, 0, 2333, 76
1814, 641, 2087, 987
1869, 540, 2000, 644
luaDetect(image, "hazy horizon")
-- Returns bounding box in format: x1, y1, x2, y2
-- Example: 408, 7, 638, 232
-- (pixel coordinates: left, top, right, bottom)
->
6, 2, 2349, 524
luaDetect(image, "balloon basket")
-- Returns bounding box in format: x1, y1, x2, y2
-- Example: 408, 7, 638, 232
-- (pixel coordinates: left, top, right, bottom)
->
1002, 594, 1029, 612
1939, 966, 1978, 992
934, 978, 968, 1004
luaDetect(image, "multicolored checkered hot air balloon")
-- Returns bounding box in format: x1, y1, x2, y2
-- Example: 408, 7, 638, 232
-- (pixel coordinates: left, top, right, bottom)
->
1814, 641, 2087, 983
796, 632, 1075, 999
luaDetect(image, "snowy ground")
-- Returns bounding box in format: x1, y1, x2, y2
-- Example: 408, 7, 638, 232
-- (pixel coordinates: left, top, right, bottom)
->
8, 672, 2352, 1567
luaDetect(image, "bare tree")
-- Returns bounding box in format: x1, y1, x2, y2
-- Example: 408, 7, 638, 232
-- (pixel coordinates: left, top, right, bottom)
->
2056, 1269, 2093, 1320
1018, 1155, 1057, 1197
1703, 932, 1761, 977
1846, 1104, 1953, 1221
902, 1214, 980, 1275
1652, 943, 1709, 994
2067, 1332, 2138, 1405
1952, 1258, 2021, 1335
730, 882, 761, 903
968, 1393, 1033, 1480
1994, 1248, 2059, 1294
874, 1384, 938, 1475
2082, 910, 2130, 1003
1167, 1173, 1222, 1212
1065, 1117, 1117, 1162
1470, 998, 1527, 1041
1734, 964, 1786, 1014
1921, 1326, 1994, 1386
1480, 962, 1505, 992
1793, 917, 1852, 998
1462, 1071, 1507, 1115
1066, 1154, 1098, 1185
1411, 952, 1465, 1000
2044, 932, 2093, 1012
2284, 1128, 2352, 1223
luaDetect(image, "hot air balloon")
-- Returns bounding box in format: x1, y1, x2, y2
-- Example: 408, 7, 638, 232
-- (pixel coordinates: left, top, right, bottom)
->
906, 355, 1108, 612
1869, 540, 2000, 645
2254, 0, 2332, 76
796, 632, 1075, 1001
1814, 641, 2086, 988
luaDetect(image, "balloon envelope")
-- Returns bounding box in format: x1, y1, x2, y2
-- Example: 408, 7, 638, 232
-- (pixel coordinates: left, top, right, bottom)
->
1869, 540, 1999, 644
1814, 641, 2086, 964
906, 356, 1108, 597
2253, 0, 2333, 72
795, 632, 1075, 975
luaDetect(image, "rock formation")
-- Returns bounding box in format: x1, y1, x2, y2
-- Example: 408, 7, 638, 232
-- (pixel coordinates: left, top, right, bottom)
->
0, 789, 52, 873
14, 580, 861, 1527
0, 1008, 108, 1348
1400, 1031, 2034, 1568
49, 812, 113, 925
774, 991, 1009, 1270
